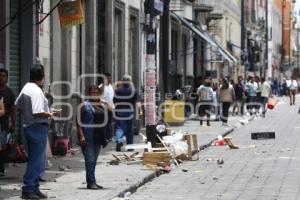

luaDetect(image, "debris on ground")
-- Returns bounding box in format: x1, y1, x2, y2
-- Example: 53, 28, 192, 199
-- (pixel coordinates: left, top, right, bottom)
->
223, 137, 239, 149
58, 165, 72, 171
217, 159, 224, 165
182, 168, 188, 172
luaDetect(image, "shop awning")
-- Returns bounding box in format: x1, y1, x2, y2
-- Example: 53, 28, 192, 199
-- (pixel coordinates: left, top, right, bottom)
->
204, 32, 238, 63
172, 13, 217, 47
173, 13, 237, 64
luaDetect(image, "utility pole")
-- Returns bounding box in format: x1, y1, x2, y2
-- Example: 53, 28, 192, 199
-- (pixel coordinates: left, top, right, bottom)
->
281, 0, 285, 73
161, 0, 170, 94
144, 0, 158, 146
265, 0, 268, 79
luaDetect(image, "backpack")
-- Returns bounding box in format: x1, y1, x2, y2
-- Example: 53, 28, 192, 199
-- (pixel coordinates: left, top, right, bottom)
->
198, 87, 213, 102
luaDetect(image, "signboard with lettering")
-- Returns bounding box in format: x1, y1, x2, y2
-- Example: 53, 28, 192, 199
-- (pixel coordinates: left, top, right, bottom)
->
251, 132, 275, 140
58, 0, 84, 27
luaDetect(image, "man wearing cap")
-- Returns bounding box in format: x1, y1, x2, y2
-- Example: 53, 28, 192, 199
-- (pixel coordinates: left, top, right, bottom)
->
113, 75, 140, 151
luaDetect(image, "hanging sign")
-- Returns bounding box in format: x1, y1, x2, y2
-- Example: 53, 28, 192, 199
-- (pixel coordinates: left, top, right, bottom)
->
58, 0, 84, 27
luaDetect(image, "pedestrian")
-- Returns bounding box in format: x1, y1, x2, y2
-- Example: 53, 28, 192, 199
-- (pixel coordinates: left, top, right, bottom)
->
0, 68, 16, 177
15, 64, 60, 199
255, 76, 261, 114
219, 79, 235, 125
99, 73, 115, 141
197, 79, 213, 126
260, 77, 272, 117
233, 76, 246, 116
212, 82, 220, 121
245, 76, 257, 116
289, 77, 298, 105
77, 85, 110, 190
114, 75, 141, 152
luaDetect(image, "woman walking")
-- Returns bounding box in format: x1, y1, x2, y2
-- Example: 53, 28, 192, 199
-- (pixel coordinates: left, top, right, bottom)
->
77, 85, 111, 190
219, 79, 235, 125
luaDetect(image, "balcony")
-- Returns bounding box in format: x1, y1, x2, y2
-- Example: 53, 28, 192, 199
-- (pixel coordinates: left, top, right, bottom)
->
195, 0, 240, 16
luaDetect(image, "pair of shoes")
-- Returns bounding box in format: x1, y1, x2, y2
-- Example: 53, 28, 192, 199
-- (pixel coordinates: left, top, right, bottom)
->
36, 191, 47, 199
0, 172, 4, 177
21, 192, 47, 199
38, 178, 47, 182
87, 184, 104, 190
116, 142, 123, 152
96, 184, 104, 189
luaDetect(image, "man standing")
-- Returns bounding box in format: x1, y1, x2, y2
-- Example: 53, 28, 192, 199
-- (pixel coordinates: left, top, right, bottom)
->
260, 77, 272, 117
114, 75, 140, 151
0, 68, 16, 177
15, 65, 59, 199
99, 73, 114, 141
245, 76, 257, 116
233, 76, 246, 116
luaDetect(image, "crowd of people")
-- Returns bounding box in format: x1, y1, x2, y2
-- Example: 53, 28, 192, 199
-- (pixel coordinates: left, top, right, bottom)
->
196, 76, 275, 126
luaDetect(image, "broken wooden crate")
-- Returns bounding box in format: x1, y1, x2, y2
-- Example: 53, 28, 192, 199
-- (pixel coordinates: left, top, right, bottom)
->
181, 133, 198, 160
143, 151, 172, 166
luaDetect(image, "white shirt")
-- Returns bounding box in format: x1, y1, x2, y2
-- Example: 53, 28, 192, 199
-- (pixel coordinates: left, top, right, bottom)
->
15, 82, 49, 126
261, 81, 271, 98
290, 80, 298, 90
101, 84, 114, 104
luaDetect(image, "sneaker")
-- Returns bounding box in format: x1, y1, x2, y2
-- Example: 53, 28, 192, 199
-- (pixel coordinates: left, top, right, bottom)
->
36, 191, 47, 199
21, 192, 41, 199
116, 142, 123, 152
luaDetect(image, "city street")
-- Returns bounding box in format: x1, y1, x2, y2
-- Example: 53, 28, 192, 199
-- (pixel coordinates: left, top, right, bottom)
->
130, 97, 300, 200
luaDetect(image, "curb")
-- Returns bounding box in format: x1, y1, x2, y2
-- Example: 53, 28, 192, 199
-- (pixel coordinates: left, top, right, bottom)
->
116, 170, 161, 198
115, 116, 255, 199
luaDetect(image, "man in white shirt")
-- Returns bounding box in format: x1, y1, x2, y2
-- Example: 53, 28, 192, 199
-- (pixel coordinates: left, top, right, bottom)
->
260, 77, 272, 117
15, 65, 59, 199
289, 78, 298, 105
99, 73, 114, 141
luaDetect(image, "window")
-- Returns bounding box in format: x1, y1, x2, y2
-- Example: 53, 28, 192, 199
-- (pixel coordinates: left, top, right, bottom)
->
0, 0, 5, 67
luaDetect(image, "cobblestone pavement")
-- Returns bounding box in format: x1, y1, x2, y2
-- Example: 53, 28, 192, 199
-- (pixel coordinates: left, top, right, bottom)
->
130, 97, 300, 200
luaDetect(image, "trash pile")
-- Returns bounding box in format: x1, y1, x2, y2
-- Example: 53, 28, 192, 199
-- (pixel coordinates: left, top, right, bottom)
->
109, 129, 199, 172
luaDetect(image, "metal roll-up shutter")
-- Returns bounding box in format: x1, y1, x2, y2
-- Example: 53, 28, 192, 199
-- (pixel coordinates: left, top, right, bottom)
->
9, 0, 20, 93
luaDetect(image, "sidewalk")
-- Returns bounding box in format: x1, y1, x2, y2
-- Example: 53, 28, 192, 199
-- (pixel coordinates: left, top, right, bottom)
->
0, 114, 254, 200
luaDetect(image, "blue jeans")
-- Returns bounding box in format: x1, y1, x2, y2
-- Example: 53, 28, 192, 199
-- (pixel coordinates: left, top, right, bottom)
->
22, 124, 48, 194
0, 130, 8, 173
81, 131, 101, 185
115, 112, 134, 144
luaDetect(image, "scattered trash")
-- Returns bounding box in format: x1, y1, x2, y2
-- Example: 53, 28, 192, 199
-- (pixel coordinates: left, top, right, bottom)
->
223, 137, 239, 149
217, 159, 224, 165
249, 145, 257, 148
162, 165, 172, 173
182, 168, 188, 172
58, 165, 72, 171
108, 160, 120, 165
124, 191, 131, 200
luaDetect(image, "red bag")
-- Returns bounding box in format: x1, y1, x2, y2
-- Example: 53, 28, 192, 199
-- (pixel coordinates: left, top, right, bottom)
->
267, 98, 276, 110
0, 134, 28, 163
0, 143, 28, 163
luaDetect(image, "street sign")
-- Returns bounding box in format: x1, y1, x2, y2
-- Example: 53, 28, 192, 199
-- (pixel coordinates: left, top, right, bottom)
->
251, 132, 275, 140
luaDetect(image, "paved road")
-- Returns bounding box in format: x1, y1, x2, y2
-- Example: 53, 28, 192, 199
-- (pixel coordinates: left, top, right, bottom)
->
130, 97, 300, 200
